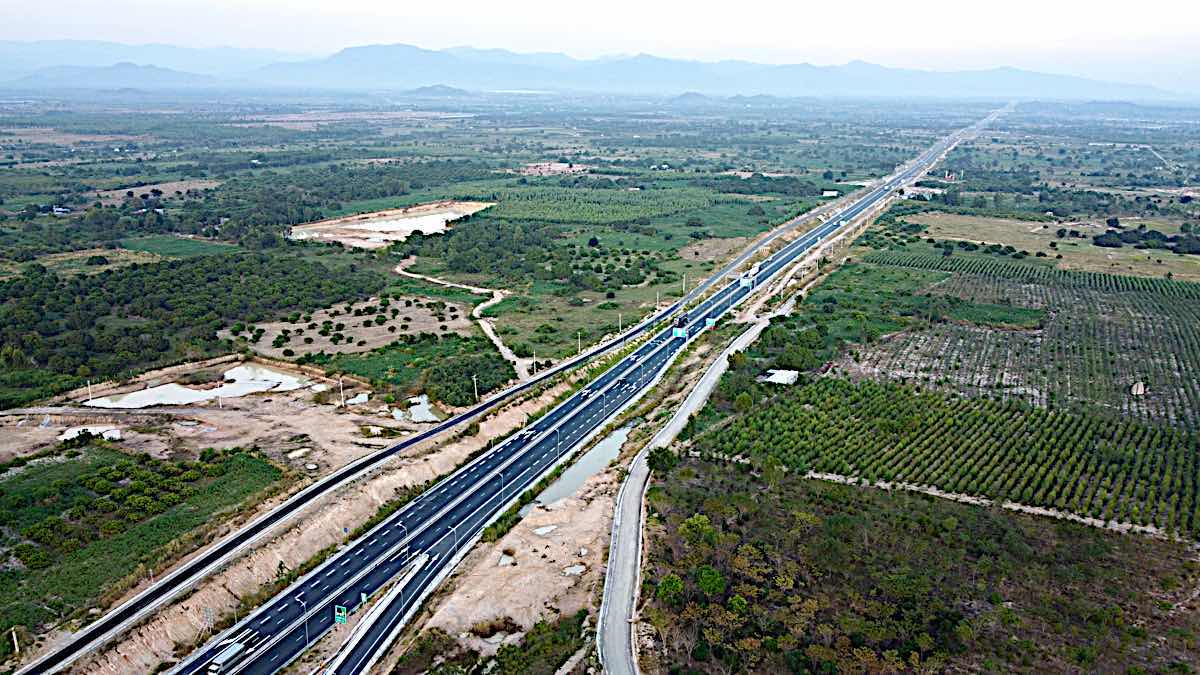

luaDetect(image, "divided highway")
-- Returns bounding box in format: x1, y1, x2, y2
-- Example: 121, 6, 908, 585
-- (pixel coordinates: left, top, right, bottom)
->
596, 110, 1005, 675
170, 120, 985, 675
25, 113, 992, 675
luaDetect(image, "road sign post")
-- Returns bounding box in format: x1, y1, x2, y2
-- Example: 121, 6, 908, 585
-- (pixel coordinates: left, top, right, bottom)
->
334, 605, 348, 624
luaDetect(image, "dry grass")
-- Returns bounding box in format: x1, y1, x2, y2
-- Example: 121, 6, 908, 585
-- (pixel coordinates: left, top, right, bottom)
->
95, 179, 221, 205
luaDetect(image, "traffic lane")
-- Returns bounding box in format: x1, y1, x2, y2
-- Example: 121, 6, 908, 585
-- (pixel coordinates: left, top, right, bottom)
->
187, 158, 909, 674
234, 398, 603, 673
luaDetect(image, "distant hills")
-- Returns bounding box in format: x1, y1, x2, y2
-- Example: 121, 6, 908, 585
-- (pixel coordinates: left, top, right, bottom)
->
0, 39, 1177, 100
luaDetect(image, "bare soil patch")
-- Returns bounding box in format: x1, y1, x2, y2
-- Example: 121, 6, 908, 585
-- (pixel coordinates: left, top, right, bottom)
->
288, 200, 493, 250
95, 179, 220, 205
678, 235, 750, 265
516, 162, 591, 176
0, 127, 150, 146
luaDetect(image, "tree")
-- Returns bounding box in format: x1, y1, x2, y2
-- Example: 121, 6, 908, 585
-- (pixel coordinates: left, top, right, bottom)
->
679, 513, 716, 547
734, 392, 753, 414
656, 573, 684, 605
587, 236, 600, 247
695, 564, 726, 597
648, 446, 678, 475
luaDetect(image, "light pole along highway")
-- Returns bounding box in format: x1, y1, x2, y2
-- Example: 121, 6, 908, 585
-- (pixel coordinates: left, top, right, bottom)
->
17, 114, 884, 675
167, 117, 988, 675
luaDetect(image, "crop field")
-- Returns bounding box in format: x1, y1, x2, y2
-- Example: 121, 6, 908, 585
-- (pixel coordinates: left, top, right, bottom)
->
905, 211, 1200, 281
693, 377, 1200, 538
833, 251, 1200, 428
862, 250, 1200, 299
841, 268, 1200, 429
118, 235, 238, 258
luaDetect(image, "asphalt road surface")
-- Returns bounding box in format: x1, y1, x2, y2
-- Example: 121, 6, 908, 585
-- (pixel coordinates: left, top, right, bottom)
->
173, 117, 989, 675
594, 110, 1004, 675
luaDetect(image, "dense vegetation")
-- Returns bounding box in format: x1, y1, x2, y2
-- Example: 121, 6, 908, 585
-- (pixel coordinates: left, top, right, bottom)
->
644, 460, 1200, 673
0, 443, 282, 660
0, 250, 385, 407
300, 332, 515, 407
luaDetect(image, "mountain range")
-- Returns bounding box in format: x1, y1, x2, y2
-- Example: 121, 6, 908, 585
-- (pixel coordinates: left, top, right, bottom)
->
0, 39, 1178, 100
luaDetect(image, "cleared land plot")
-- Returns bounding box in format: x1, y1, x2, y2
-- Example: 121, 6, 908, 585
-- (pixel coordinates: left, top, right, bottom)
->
0, 127, 150, 146
907, 212, 1200, 281
288, 200, 493, 249
96, 179, 220, 205
219, 295, 473, 359
119, 235, 237, 258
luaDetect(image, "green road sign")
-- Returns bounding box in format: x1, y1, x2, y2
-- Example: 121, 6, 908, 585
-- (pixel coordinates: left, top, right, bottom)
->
334, 605, 348, 624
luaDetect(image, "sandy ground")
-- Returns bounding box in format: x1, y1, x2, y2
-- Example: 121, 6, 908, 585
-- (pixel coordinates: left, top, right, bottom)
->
422, 471, 616, 656
288, 201, 493, 250
217, 295, 473, 359
95, 179, 220, 205
2, 356, 395, 471
63, 375, 578, 675
516, 162, 591, 176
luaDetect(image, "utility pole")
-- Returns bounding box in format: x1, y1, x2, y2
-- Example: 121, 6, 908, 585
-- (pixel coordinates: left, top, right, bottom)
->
296, 596, 309, 648
339, 376, 345, 408
682, 274, 686, 296
656, 290, 660, 309
618, 313, 622, 332
86, 379, 92, 402
10, 626, 18, 656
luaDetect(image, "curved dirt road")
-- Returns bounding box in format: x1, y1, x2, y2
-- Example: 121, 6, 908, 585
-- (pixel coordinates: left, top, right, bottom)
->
394, 261, 531, 380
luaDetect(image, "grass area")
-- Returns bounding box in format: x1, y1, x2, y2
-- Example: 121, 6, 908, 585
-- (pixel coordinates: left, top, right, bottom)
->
300, 331, 514, 406
644, 459, 1200, 673
0, 445, 282, 659
119, 234, 238, 258
10, 247, 163, 278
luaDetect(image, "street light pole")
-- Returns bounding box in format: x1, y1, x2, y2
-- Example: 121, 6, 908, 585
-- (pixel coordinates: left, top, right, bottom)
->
577, 330, 581, 355
296, 596, 309, 648
472, 373, 478, 403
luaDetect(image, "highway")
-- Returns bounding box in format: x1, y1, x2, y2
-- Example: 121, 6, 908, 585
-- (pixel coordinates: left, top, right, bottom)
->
21, 98, 893, 675
595, 110, 1006, 675
166, 117, 988, 675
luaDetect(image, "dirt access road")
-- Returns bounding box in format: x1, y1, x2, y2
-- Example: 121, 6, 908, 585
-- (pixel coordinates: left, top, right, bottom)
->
394, 260, 533, 380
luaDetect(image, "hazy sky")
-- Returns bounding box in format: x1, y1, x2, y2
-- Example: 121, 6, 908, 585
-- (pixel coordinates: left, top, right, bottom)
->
5, 0, 1198, 87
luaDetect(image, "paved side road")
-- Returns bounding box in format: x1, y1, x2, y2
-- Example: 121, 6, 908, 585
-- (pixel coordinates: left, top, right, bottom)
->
596, 299, 772, 675
596, 110, 1004, 674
